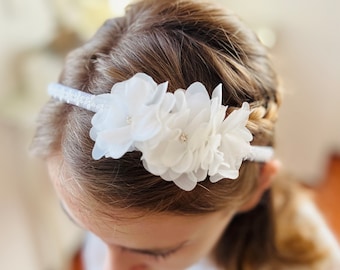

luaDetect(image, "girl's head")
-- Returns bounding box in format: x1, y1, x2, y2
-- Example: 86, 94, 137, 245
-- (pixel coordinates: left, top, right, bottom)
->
33, 0, 281, 269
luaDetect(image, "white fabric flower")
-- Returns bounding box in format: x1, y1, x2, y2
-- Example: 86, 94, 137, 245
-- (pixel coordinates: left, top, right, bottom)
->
88, 73, 253, 191
141, 83, 252, 191
90, 73, 172, 159
208, 102, 253, 183
49, 73, 274, 191
141, 82, 218, 191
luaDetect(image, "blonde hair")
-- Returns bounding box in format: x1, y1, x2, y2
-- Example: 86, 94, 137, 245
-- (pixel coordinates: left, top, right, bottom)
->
32, 0, 323, 268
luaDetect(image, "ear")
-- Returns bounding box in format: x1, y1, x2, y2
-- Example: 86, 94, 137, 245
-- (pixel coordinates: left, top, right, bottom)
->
238, 159, 281, 213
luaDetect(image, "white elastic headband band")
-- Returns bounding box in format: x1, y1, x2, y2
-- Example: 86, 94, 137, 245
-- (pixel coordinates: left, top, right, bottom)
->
48, 83, 101, 113
48, 73, 274, 191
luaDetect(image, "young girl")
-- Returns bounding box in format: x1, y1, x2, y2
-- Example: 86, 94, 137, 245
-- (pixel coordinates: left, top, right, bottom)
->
32, 0, 340, 269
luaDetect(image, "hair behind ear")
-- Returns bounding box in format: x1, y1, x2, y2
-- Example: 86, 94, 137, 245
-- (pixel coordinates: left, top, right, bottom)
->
213, 174, 329, 269
238, 160, 280, 212
213, 190, 277, 269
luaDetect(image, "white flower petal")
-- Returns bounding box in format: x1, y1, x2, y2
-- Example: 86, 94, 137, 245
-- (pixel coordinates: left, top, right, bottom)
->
142, 159, 168, 176
161, 170, 181, 182
186, 109, 209, 136
92, 142, 106, 160
172, 151, 194, 174
89, 127, 98, 141
185, 82, 210, 115
223, 102, 251, 132
83, 73, 257, 191
133, 109, 161, 141
209, 173, 224, 183
146, 81, 169, 105
212, 169, 239, 181
194, 168, 208, 182
159, 93, 176, 114
161, 138, 187, 167
134, 73, 158, 86
186, 82, 210, 100
211, 84, 222, 101
189, 123, 209, 149
96, 126, 133, 158
107, 141, 133, 159
173, 174, 197, 191
173, 90, 187, 112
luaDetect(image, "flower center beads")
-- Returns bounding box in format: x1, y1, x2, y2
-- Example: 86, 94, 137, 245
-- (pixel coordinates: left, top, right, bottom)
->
180, 133, 188, 143
126, 116, 132, 125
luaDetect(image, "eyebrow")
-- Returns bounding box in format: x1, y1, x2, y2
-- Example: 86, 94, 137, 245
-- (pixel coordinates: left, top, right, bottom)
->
121, 240, 187, 255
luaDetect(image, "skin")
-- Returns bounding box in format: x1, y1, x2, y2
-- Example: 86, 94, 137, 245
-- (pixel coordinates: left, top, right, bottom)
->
47, 156, 279, 270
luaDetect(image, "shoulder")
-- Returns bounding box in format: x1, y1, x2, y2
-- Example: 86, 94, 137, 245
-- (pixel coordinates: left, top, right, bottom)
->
272, 177, 340, 269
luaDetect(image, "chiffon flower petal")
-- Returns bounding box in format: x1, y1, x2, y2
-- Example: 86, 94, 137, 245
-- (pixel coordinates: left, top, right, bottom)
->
173, 174, 198, 191
90, 73, 169, 160
84, 73, 257, 190
49, 72, 273, 191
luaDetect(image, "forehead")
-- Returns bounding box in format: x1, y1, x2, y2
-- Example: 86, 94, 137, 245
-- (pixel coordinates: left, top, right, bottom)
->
47, 156, 234, 248
92, 211, 227, 248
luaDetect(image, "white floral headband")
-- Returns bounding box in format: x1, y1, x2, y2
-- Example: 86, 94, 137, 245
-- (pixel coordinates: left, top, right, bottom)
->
48, 73, 273, 191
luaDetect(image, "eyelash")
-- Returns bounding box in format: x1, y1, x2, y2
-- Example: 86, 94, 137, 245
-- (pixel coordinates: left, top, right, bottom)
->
120, 247, 176, 261
149, 251, 175, 260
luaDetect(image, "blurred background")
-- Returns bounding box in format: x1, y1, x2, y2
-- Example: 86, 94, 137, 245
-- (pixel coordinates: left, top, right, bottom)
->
0, 0, 339, 269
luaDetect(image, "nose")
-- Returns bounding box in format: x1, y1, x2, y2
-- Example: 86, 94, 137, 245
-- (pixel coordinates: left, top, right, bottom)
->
103, 246, 148, 270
